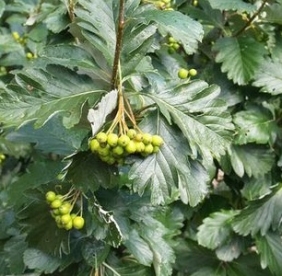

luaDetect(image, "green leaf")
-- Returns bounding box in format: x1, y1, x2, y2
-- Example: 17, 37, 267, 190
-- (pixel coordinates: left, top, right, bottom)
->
129, 112, 209, 206
124, 229, 154, 266
81, 239, 110, 267
207, 0, 256, 13
241, 173, 273, 201
232, 187, 282, 236
18, 193, 70, 256
65, 152, 118, 192
197, 210, 239, 250
0, 0, 5, 18
40, 45, 109, 83
4, 235, 27, 274
6, 116, 88, 155
233, 105, 277, 144
87, 196, 123, 248
256, 232, 282, 276
253, 60, 282, 95
139, 217, 175, 276
146, 80, 234, 160
0, 66, 104, 129
87, 89, 118, 136
215, 236, 245, 262
141, 9, 203, 55
8, 160, 64, 206
228, 145, 275, 178
43, 5, 69, 33
75, 0, 116, 67
264, 3, 282, 25
23, 248, 61, 274
213, 37, 266, 85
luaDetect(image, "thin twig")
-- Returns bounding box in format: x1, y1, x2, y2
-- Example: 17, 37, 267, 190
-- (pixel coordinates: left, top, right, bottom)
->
111, 0, 125, 89
233, 0, 268, 37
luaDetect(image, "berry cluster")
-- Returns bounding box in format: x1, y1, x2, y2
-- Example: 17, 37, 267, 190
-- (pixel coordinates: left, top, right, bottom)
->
0, 154, 5, 165
142, 0, 173, 10
178, 68, 198, 79
45, 190, 85, 231
90, 129, 164, 165
12, 31, 37, 60
167, 36, 180, 54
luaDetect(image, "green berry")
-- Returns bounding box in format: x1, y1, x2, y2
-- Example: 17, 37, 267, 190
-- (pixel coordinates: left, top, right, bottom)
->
112, 145, 124, 156
135, 141, 145, 153
127, 129, 137, 139
96, 132, 108, 143
98, 146, 110, 157
125, 140, 137, 154
118, 135, 130, 147
134, 133, 143, 142
144, 144, 154, 154
153, 146, 160, 153
168, 36, 177, 44
142, 133, 152, 144
107, 133, 119, 147
26, 52, 33, 59
45, 191, 56, 203
61, 214, 72, 225
178, 68, 189, 79
59, 202, 72, 215
72, 216, 85, 229
64, 220, 73, 230
90, 139, 100, 152
50, 199, 62, 209
189, 68, 197, 77
152, 135, 164, 147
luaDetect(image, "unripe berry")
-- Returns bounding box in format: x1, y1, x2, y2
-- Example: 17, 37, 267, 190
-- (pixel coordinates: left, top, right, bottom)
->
107, 133, 119, 147
135, 133, 143, 142
135, 141, 145, 153
98, 146, 110, 157
178, 68, 189, 79
45, 191, 56, 203
189, 68, 197, 77
127, 129, 137, 139
112, 145, 124, 156
142, 133, 152, 144
152, 135, 164, 147
64, 220, 73, 230
144, 144, 154, 154
59, 202, 72, 215
26, 52, 33, 59
72, 216, 85, 229
50, 199, 62, 209
61, 214, 72, 225
96, 132, 108, 143
118, 135, 130, 147
125, 140, 137, 154
12, 31, 20, 40
90, 139, 100, 152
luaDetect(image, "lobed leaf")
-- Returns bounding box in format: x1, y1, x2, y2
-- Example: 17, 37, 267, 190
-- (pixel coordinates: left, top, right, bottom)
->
140, 9, 204, 54
23, 248, 61, 274
233, 104, 278, 144
232, 187, 282, 236
207, 0, 256, 13
256, 232, 282, 276
213, 37, 266, 85
253, 60, 282, 95
0, 67, 104, 129
197, 210, 239, 250
145, 80, 234, 160
129, 112, 209, 206
228, 145, 275, 178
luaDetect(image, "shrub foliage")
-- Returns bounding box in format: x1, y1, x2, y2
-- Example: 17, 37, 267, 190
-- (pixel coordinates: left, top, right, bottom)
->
0, 0, 282, 275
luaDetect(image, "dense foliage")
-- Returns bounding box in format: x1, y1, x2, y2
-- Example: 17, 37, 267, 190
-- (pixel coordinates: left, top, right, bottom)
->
1, 0, 282, 275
